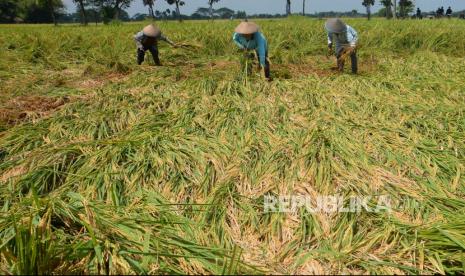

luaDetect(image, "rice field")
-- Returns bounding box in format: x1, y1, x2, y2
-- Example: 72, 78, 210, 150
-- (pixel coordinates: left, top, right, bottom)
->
0, 17, 464, 274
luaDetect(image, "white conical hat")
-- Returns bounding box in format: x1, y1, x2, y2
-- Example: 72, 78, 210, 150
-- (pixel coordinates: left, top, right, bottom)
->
234, 21, 260, 34
143, 24, 161, 38
325, 18, 347, 33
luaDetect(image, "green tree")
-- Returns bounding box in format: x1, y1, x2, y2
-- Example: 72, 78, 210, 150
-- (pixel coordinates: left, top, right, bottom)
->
286, 0, 291, 16
89, 0, 133, 21
165, 0, 184, 21
236, 10, 246, 19
215, 7, 234, 18
86, 0, 103, 24
20, 0, 64, 24
194, 7, 209, 17
73, 0, 88, 24
0, 0, 19, 23
392, 0, 397, 18
37, 0, 64, 25
380, 0, 392, 18
142, 0, 155, 18
112, 0, 133, 20
398, 0, 413, 18
208, 0, 220, 19
362, 0, 375, 20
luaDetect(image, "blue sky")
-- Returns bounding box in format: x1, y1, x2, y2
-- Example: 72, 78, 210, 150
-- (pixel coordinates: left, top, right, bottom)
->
63, 0, 465, 16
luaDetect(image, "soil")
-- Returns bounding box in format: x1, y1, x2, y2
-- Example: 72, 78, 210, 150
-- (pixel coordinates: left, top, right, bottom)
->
274, 63, 338, 79
0, 96, 70, 126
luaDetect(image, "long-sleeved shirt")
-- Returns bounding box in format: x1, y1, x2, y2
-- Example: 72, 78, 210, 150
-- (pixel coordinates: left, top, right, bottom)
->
233, 32, 268, 67
134, 31, 173, 50
327, 25, 358, 52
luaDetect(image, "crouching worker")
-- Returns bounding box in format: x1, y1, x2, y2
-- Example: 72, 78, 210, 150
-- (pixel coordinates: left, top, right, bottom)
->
233, 21, 271, 80
134, 24, 175, 66
325, 18, 358, 74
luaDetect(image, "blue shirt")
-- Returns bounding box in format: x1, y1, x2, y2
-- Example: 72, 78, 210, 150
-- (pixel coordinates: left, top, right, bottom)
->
327, 25, 358, 51
233, 32, 268, 66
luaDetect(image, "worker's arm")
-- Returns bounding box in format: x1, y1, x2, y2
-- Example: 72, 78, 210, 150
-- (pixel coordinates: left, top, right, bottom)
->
346, 26, 358, 47
327, 32, 334, 55
327, 32, 333, 48
256, 33, 267, 68
134, 31, 144, 50
159, 34, 176, 47
233, 33, 246, 50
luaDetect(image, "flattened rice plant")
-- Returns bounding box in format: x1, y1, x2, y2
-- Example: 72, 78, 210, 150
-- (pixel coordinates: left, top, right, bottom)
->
0, 18, 464, 274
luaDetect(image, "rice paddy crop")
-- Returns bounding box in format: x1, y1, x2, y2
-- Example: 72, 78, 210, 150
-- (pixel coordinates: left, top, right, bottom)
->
0, 17, 464, 274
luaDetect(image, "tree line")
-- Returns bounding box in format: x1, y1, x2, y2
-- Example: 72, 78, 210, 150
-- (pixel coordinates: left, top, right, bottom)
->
0, 0, 457, 25
0, 0, 188, 24
362, 0, 415, 20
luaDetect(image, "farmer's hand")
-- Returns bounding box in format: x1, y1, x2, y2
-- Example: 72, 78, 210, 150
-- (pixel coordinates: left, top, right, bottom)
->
347, 44, 357, 54
327, 43, 333, 55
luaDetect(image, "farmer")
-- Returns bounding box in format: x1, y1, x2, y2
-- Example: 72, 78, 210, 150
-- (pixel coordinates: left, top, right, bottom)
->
325, 18, 358, 74
416, 8, 423, 19
233, 21, 271, 80
438, 6, 445, 17
446, 7, 453, 18
134, 24, 176, 66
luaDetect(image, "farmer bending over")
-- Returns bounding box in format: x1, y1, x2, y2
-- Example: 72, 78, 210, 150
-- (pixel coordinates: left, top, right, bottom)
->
233, 21, 271, 80
416, 8, 423, 19
134, 24, 175, 66
446, 7, 453, 18
325, 18, 358, 74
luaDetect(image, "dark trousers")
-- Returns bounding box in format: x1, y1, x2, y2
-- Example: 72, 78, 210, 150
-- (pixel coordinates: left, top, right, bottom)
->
337, 47, 358, 74
137, 45, 161, 65
256, 50, 271, 78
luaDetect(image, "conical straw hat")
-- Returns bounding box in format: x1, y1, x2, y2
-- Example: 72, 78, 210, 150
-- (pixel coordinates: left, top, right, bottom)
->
143, 24, 161, 38
234, 21, 260, 34
325, 18, 347, 33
